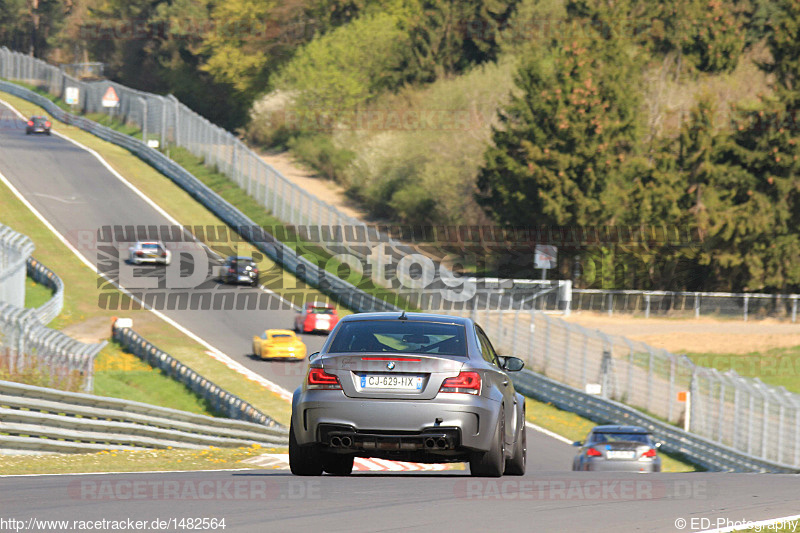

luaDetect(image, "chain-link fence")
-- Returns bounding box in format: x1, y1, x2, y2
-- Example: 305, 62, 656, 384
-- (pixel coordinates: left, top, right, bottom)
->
448, 307, 800, 467
0, 47, 461, 307
0, 224, 105, 391
0, 224, 34, 307
559, 289, 799, 322
4, 48, 799, 465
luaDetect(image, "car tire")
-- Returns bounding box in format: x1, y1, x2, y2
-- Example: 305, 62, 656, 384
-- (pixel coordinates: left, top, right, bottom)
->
289, 421, 323, 476
470, 409, 505, 477
322, 452, 354, 475
505, 422, 526, 475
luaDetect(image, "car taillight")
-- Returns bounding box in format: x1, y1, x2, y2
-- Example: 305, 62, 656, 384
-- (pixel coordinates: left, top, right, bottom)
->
136, 251, 143, 256
161, 252, 167, 257
228, 267, 235, 273
439, 371, 481, 395
642, 448, 657, 458
586, 448, 603, 457
45, 121, 51, 128
307, 368, 341, 390
27, 120, 33, 126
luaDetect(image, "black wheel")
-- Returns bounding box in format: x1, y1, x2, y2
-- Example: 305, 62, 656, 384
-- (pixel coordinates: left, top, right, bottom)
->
470, 409, 505, 477
322, 452, 354, 475
289, 420, 323, 476
505, 422, 526, 475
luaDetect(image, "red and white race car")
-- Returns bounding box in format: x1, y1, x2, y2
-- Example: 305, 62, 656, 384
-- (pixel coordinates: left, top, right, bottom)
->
294, 302, 339, 333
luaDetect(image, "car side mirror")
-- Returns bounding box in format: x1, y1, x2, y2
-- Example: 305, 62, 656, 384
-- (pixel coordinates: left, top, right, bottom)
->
572, 441, 583, 447
500, 356, 525, 372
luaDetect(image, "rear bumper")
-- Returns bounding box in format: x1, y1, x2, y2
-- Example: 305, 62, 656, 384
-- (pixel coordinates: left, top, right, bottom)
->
292, 389, 501, 454
580, 458, 661, 473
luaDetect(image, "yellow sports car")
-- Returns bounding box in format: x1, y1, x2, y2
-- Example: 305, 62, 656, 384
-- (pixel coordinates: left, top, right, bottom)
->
252, 329, 307, 360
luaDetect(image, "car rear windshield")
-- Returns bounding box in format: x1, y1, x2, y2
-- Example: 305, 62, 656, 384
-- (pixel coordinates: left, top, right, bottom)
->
590, 433, 652, 444
142, 243, 159, 250
33, 117, 47, 125
328, 320, 467, 356
270, 334, 293, 339
311, 307, 333, 314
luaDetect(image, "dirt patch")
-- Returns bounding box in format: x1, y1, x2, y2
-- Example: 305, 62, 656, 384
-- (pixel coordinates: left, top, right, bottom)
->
259, 151, 368, 221
563, 312, 800, 354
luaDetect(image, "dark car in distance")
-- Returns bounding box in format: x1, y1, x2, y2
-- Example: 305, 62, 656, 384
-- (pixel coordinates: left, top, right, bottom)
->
26, 116, 51, 135
219, 256, 259, 286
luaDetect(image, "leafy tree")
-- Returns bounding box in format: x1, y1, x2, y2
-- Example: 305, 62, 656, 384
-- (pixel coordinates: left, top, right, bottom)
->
274, 11, 409, 120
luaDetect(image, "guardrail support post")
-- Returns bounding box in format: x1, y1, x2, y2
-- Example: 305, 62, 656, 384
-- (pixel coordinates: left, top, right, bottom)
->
695, 292, 700, 318
645, 293, 650, 319
792, 297, 797, 323
607, 292, 613, 317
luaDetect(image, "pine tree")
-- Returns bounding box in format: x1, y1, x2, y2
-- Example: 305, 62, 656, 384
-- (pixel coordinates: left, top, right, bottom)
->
476, 1, 642, 228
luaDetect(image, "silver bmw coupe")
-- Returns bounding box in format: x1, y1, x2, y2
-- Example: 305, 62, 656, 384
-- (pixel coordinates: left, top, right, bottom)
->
290, 311, 527, 477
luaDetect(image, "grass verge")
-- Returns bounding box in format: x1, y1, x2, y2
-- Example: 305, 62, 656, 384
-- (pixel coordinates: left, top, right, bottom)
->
0, 95, 292, 424
5, 80, 419, 312
525, 397, 699, 473
0, 445, 279, 475
686, 346, 800, 394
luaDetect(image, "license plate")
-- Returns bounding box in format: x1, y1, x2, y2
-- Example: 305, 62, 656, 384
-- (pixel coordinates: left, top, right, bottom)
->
360, 374, 424, 390
606, 450, 635, 459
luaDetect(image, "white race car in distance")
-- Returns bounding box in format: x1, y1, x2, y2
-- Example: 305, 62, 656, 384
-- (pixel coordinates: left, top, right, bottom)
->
128, 241, 172, 265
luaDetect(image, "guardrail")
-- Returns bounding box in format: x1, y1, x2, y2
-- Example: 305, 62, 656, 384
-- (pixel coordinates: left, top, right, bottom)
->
452, 308, 800, 469
0, 79, 401, 315
0, 224, 33, 308
26, 257, 63, 325
0, 225, 104, 391
0, 380, 288, 454
513, 369, 800, 473
112, 323, 282, 427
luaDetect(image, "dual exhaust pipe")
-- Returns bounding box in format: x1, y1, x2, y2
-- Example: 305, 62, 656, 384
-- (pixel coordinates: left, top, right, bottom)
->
424, 437, 449, 449
328, 434, 449, 449
329, 436, 353, 448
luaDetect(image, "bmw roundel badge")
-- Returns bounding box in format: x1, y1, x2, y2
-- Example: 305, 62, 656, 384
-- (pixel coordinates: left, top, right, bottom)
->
387, 362, 395, 370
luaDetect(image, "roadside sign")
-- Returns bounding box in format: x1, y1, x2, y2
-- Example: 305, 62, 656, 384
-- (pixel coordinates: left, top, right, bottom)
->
585, 383, 602, 395
677, 391, 688, 402
65, 86, 79, 105
102, 86, 120, 108
534, 245, 557, 269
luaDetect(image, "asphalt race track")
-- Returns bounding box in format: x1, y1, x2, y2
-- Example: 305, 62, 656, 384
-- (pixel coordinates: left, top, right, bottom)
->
1, 99, 799, 533
0, 100, 323, 394
0, 429, 798, 533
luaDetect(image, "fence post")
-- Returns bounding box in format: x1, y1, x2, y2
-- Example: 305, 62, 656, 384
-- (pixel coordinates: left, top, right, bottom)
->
607, 292, 613, 317
744, 294, 749, 322
792, 296, 797, 323
695, 292, 700, 319
645, 293, 650, 318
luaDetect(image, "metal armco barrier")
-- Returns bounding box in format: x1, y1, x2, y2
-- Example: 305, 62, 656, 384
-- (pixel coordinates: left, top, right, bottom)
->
0, 225, 103, 391
0, 78, 401, 315
513, 369, 800, 473
0, 379, 288, 454
3, 57, 798, 473
111, 324, 282, 428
